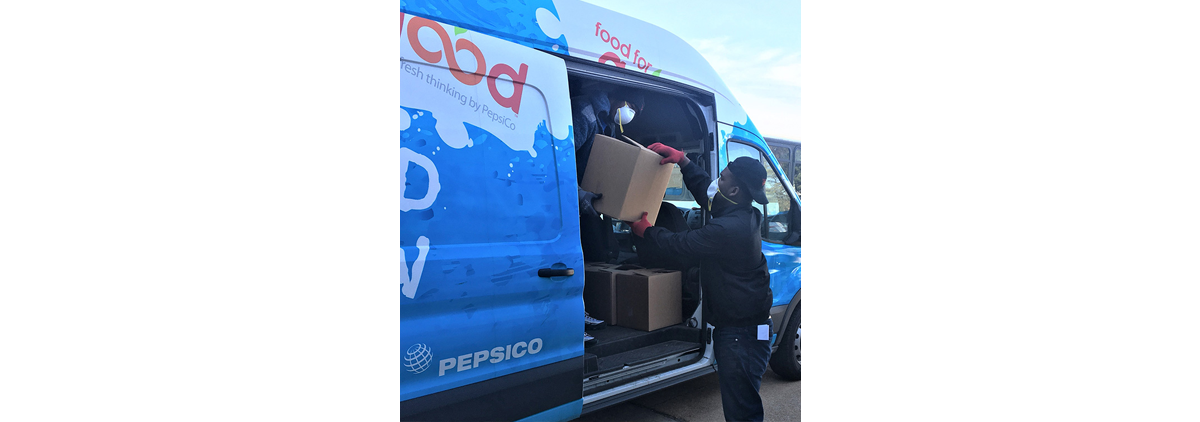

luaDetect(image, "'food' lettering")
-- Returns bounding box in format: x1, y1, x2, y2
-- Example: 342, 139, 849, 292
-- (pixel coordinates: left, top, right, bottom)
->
403, 15, 529, 114
594, 22, 653, 72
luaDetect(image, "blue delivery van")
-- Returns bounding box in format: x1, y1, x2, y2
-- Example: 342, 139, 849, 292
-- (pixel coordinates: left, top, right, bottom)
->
400, 1, 801, 420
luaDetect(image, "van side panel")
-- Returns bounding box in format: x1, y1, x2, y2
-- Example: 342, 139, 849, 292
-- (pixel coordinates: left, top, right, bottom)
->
401, 13, 583, 420
763, 243, 802, 306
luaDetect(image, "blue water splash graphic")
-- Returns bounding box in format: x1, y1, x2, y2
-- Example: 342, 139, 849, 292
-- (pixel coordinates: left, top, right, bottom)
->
732, 116, 762, 143
403, 0, 569, 54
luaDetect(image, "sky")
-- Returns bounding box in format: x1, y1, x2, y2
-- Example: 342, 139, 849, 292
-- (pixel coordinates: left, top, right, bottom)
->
580, 0, 800, 140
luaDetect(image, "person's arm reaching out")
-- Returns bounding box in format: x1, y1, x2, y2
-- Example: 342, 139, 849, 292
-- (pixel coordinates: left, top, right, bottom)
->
632, 211, 733, 259
647, 143, 711, 209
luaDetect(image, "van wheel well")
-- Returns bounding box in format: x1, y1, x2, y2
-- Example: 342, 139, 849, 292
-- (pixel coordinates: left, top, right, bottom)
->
769, 301, 800, 380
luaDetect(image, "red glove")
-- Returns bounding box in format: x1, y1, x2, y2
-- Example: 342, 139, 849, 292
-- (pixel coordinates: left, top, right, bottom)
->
647, 142, 685, 165
630, 212, 652, 238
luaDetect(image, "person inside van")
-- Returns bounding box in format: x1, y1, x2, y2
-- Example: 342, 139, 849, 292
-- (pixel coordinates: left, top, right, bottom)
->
630, 143, 774, 422
571, 87, 645, 181
573, 87, 646, 344
572, 86, 645, 222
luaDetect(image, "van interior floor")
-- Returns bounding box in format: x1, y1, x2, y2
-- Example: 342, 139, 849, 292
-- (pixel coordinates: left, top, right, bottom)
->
583, 324, 702, 376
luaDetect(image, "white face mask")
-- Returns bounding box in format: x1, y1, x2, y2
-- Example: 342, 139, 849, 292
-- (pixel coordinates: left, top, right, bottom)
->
706, 179, 736, 211
613, 105, 635, 125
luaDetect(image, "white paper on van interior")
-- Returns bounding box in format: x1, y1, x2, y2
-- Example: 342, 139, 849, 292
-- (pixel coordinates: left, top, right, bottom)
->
580, 134, 674, 225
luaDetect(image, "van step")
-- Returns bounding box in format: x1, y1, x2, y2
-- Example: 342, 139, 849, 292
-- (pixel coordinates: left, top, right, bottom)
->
586, 325, 701, 357
593, 340, 699, 375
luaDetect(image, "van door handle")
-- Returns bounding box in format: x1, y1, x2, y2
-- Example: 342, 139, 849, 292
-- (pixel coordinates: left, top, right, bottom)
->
538, 268, 574, 277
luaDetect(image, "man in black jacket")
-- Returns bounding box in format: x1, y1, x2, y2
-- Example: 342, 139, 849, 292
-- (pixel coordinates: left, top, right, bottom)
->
631, 143, 774, 422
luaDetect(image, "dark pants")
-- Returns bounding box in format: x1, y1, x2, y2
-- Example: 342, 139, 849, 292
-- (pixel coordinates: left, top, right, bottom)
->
713, 322, 772, 422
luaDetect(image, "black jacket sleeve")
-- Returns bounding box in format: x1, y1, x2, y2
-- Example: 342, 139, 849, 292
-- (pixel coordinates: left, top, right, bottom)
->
680, 161, 712, 210
642, 219, 735, 260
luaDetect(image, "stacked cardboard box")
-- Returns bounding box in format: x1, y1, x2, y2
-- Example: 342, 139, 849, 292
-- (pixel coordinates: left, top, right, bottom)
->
586, 263, 683, 332
583, 263, 629, 326
615, 269, 682, 332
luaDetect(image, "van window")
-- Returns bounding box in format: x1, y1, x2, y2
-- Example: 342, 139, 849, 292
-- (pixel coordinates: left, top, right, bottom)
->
793, 146, 801, 195
663, 163, 699, 210
769, 145, 792, 181
728, 141, 792, 243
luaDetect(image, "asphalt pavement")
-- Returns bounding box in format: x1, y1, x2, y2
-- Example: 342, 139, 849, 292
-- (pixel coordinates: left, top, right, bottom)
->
571, 369, 801, 422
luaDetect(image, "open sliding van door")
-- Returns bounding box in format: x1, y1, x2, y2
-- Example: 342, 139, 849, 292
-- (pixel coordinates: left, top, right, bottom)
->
400, 12, 584, 422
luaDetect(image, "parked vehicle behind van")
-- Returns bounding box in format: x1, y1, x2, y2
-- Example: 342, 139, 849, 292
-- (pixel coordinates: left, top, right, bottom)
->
765, 137, 801, 196
401, 1, 800, 420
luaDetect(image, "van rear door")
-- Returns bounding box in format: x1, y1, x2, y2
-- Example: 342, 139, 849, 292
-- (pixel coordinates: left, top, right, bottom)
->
400, 12, 584, 422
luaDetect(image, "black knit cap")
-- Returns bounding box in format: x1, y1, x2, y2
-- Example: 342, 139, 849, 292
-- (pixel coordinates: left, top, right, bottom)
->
727, 156, 769, 205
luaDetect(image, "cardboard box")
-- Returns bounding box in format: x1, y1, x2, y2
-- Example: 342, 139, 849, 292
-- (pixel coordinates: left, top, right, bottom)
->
581, 134, 674, 225
615, 269, 682, 332
583, 263, 623, 326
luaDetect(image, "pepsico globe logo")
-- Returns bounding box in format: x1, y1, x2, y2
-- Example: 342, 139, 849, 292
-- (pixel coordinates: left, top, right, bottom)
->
404, 343, 433, 374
